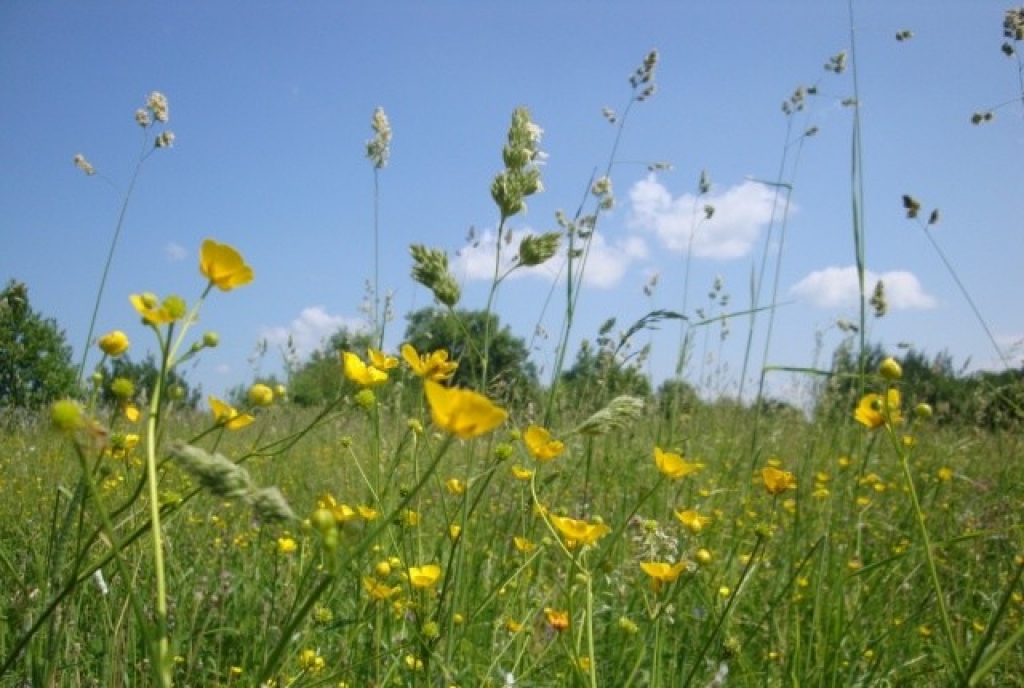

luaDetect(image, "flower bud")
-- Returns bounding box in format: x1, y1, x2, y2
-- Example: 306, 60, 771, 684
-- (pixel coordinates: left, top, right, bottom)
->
310, 508, 337, 535
203, 332, 220, 348
98, 330, 130, 357
248, 383, 274, 407
879, 357, 902, 381
163, 295, 187, 321
914, 403, 933, 420
110, 377, 135, 401
354, 388, 376, 410
51, 399, 84, 432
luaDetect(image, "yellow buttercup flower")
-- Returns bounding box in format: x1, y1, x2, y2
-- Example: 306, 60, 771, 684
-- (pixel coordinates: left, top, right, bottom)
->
368, 348, 399, 370
130, 293, 186, 325
544, 608, 569, 632
762, 466, 797, 496
674, 509, 712, 534
342, 351, 388, 386
363, 576, 401, 601
208, 396, 255, 430
123, 403, 141, 422
199, 239, 254, 291
523, 425, 564, 461
640, 561, 687, 591
357, 505, 379, 520
549, 514, 611, 547
424, 381, 507, 439
854, 389, 903, 430
511, 465, 534, 481
97, 330, 129, 357
407, 564, 442, 589
402, 343, 458, 382
513, 536, 536, 553
654, 447, 703, 479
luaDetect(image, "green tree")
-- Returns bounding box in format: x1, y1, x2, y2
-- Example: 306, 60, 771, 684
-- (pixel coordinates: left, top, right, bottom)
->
558, 338, 652, 416
0, 280, 78, 407
289, 327, 374, 406
403, 308, 538, 404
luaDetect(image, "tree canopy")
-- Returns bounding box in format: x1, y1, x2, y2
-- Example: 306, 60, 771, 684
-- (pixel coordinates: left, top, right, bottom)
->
0, 280, 78, 407
403, 307, 537, 404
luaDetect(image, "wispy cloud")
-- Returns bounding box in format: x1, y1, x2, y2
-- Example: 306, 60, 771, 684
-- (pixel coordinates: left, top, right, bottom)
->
789, 266, 937, 310
260, 306, 365, 361
453, 228, 646, 289
163, 242, 187, 261
627, 175, 785, 259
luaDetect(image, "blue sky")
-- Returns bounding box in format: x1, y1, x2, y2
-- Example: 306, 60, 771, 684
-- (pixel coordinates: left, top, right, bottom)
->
2, 2, 1022, 402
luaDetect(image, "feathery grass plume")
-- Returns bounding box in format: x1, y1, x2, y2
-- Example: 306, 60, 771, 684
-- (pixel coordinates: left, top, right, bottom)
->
516, 231, 561, 267
365, 106, 392, 170
248, 487, 298, 523
571, 395, 644, 436
491, 107, 544, 220
870, 280, 887, 318
73, 153, 96, 176
170, 441, 253, 498
171, 442, 298, 521
409, 244, 461, 307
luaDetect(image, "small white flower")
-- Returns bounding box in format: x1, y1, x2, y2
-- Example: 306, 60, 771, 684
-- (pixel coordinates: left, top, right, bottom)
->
93, 569, 109, 596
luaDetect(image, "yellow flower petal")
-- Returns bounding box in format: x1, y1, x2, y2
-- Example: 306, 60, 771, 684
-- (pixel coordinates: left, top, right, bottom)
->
402, 343, 458, 382
762, 466, 797, 495
424, 381, 506, 439
524, 425, 564, 461
654, 447, 703, 479
208, 396, 255, 430
549, 514, 611, 547
200, 239, 254, 291
368, 348, 399, 370
342, 351, 388, 387
407, 564, 442, 589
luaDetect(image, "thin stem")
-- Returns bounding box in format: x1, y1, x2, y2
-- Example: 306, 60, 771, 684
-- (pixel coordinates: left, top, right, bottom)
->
848, 0, 868, 397
918, 224, 1010, 369
77, 135, 155, 386
891, 427, 964, 679
144, 325, 173, 688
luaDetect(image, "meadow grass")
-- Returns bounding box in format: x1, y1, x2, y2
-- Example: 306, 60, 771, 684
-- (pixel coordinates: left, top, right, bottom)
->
2, 37, 1024, 688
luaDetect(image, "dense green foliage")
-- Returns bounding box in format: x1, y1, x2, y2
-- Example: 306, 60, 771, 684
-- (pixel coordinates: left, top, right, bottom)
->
403, 307, 538, 403
0, 280, 78, 407
287, 327, 374, 406
821, 340, 1024, 431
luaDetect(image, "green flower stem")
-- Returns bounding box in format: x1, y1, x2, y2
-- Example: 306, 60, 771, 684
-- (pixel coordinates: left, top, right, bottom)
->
143, 324, 174, 688
583, 569, 598, 688
889, 426, 964, 679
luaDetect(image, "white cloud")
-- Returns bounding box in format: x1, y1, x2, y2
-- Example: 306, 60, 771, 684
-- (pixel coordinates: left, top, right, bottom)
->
627, 175, 784, 259
452, 228, 644, 289
163, 242, 187, 261
260, 306, 365, 361
789, 266, 937, 310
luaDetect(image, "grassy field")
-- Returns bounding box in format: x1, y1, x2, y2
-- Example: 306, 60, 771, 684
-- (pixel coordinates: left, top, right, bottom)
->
3, 36, 1024, 688
1, 383, 1023, 687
